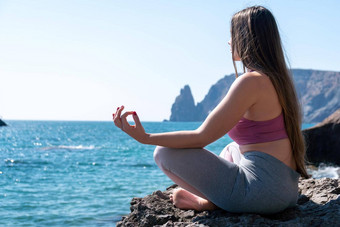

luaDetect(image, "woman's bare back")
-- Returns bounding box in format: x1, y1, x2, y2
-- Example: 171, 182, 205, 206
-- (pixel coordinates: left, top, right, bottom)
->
239, 71, 297, 170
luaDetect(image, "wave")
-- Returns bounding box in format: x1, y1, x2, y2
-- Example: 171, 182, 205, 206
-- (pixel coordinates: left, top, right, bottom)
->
130, 163, 155, 168
308, 164, 340, 179
41, 145, 96, 151
4, 159, 51, 167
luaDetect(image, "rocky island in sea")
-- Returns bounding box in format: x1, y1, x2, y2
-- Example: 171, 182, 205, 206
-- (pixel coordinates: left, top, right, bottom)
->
0, 119, 7, 127
169, 69, 340, 123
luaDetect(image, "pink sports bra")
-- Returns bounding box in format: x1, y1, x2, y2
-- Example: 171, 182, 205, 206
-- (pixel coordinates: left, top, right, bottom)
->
228, 113, 288, 145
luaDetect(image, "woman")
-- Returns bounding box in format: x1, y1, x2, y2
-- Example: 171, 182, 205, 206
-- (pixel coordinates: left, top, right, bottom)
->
113, 6, 308, 214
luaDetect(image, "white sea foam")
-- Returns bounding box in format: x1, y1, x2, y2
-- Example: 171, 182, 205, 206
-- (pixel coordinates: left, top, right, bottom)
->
308, 163, 340, 179
42, 145, 95, 150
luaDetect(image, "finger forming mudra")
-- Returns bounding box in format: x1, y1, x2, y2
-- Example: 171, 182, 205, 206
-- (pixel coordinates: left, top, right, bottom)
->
113, 106, 125, 129
112, 106, 146, 143
112, 106, 136, 130
120, 111, 137, 131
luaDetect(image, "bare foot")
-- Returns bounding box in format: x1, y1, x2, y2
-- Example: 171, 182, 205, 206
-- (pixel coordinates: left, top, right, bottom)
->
172, 188, 217, 211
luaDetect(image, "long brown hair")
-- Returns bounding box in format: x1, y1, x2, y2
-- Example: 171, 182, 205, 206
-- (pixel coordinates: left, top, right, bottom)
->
231, 6, 308, 178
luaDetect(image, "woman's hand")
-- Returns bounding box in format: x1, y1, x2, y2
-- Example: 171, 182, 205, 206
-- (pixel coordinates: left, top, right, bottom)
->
112, 106, 149, 144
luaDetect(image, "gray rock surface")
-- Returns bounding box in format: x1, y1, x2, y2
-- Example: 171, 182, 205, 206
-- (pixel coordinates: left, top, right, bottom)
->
303, 109, 340, 166
117, 178, 340, 226
169, 69, 340, 123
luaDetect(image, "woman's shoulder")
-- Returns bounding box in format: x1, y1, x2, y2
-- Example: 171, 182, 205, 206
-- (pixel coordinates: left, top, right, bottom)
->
239, 70, 268, 80
234, 71, 269, 91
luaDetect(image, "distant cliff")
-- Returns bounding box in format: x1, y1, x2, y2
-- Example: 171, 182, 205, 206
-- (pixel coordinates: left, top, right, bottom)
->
169, 69, 340, 123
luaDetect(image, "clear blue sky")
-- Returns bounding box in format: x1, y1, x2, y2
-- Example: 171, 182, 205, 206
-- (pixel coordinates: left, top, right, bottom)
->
1, 0, 339, 121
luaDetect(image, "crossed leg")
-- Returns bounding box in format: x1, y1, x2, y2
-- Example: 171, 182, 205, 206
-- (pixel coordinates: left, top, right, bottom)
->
154, 143, 241, 211
171, 188, 217, 211
162, 166, 218, 211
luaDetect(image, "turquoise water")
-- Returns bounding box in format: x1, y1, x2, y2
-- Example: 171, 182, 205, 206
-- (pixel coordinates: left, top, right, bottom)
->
0, 121, 329, 226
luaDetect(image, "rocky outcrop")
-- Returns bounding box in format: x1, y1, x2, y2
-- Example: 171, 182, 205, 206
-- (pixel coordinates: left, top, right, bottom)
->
170, 85, 199, 122
0, 119, 7, 127
169, 75, 235, 122
303, 109, 340, 166
169, 69, 340, 123
117, 178, 340, 226
195, 75, 235, 120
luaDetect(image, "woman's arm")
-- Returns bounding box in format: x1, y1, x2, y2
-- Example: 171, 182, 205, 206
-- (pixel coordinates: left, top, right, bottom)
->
113, 73, 260, 148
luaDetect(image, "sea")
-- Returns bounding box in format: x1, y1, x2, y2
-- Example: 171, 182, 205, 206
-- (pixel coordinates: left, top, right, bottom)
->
1, 120, 339, 226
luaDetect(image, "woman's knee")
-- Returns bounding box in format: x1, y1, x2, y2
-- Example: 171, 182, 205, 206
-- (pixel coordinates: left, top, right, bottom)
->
153, 146, 170, 166
153, 146, 181, 172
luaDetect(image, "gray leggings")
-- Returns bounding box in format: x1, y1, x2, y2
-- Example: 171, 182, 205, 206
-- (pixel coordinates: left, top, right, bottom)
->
153, 144, 300, 214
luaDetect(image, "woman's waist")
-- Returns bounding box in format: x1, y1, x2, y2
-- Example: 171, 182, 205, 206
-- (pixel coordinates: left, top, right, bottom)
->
239, 138, 296, 170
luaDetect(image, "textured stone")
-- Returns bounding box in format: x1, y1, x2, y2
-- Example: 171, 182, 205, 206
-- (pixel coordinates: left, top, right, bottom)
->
117, 178, 340, 227
303, 109, 340, 166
